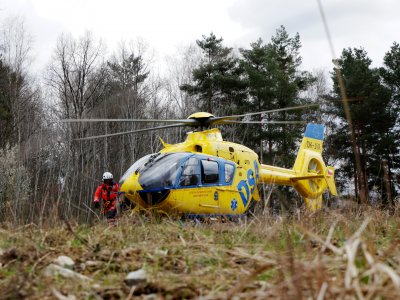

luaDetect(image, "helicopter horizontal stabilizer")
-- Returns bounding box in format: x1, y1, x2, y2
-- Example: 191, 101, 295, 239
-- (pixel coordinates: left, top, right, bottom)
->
290, 174, 325, 181
325, 166, 337, 196
290, 169, 337, 196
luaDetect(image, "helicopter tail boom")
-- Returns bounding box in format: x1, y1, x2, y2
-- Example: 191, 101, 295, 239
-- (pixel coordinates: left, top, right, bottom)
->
259, 123, 337, 211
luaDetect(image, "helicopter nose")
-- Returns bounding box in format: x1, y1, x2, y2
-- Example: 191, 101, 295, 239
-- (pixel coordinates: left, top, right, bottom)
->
120, 173, 143, 198
120, 173, 171, 207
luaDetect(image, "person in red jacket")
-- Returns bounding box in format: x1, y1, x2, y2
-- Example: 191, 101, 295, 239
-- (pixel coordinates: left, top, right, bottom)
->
94, 172, 120, 222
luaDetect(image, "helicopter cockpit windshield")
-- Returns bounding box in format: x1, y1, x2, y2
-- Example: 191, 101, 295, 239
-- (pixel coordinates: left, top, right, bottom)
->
139, 153, 188, 190
119, 153, 156, 184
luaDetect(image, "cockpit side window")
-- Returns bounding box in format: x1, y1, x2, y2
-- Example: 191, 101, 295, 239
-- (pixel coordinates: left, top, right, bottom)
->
225, 164, 234, 183
201, 159, 219, 184
179, 157, 200, 186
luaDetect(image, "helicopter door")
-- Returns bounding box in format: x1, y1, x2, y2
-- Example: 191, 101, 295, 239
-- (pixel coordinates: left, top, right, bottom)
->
174, 157, 203, 212
198, 159, 220, 211
175, 156, 221, 213
179, 157, 200, 187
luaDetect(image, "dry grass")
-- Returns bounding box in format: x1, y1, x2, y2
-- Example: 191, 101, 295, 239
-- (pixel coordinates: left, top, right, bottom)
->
0, 206, 400, 299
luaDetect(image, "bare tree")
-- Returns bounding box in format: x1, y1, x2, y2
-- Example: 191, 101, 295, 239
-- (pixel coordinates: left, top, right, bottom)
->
47, 31, 109, 121
164, 44, 201, 118
42, 32, 110, 221
0, 16, 42, 148
0, 16, 33, 76
306, 69, 329, 101
84, 40, 153, 186
0, 16, 49, 223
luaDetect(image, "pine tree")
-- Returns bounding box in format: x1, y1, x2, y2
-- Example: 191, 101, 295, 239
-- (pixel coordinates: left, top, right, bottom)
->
108, 53, 149, 94
180, 33, 247, 116
328, 48, 396, 202
104, 48, 151, 168
240, 39, 275, 163
380, 42, 400, 197
240, 26, 314, 167
381, 42, 400, 109
0, 59, 19, 149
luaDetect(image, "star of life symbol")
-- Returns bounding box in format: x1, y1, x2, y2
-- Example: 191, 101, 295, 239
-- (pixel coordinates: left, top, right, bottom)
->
231, 199, 238, 211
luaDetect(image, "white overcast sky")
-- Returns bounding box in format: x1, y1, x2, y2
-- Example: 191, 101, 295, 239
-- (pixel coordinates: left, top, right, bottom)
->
1, 0, 399, 75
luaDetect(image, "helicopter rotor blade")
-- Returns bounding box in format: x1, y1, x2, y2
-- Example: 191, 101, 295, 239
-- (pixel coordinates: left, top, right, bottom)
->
62, 118, 196, 124
211, 103, 319, 124
63, 104, 318, 128
220, 120, 307, 125
75, 123, 187, 141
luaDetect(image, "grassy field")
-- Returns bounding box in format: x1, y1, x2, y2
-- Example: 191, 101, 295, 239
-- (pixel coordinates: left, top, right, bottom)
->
1, 206, 400, 299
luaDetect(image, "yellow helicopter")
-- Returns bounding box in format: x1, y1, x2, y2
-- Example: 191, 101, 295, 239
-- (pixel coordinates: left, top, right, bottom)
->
67, 107, 337, 215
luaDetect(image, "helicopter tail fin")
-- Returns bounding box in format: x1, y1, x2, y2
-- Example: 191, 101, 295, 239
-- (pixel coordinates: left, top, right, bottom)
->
290, 123, 337, 210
